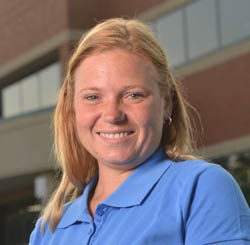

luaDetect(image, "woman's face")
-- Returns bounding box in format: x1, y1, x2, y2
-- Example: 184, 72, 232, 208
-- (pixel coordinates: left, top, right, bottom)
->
74, 48, 170, 171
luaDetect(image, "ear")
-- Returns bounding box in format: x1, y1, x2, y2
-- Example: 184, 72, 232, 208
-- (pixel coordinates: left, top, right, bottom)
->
164, 89, 173, 120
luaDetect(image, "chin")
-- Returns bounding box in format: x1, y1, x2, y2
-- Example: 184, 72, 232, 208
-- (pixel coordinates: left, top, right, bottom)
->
97, 152, 141, 169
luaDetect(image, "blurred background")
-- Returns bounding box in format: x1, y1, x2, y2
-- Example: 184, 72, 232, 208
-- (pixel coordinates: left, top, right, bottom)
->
0, 0, 250, 244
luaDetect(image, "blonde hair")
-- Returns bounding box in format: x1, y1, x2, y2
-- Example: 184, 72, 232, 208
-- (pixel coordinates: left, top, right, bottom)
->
41, 18, 198, 232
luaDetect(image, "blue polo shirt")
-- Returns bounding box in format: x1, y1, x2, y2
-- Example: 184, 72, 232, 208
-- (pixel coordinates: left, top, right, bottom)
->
30, 148, 250, 244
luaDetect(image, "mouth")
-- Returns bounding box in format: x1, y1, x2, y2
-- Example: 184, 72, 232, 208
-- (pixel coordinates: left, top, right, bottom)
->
96, 130, 135, 139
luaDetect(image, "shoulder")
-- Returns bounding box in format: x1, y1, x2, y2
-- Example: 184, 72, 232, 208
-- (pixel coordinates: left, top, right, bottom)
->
29, 217, 47, 245
164, 159, 250, 243
161, 159, 226, 189
165, 159, 249, 214
165, 159, 239, 190
168, 158, 221, 175
29, 197, 83, 244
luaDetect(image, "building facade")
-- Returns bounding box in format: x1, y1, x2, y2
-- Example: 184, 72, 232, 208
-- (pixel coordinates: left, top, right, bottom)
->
0, 0, 250, 243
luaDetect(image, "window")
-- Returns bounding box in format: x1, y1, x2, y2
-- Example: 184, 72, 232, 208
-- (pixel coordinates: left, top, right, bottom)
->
186, 0, 219, 59
220, 0, 250, 46
2, 83, 22, 118
155, 10, 187, 67
151, 0, 250, 67
2, 62, 61, 118
21, 74, 40, 113
40, 62, 61, 108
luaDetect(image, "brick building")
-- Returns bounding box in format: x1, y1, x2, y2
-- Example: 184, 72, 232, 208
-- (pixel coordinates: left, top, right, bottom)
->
0, 0, 250, 243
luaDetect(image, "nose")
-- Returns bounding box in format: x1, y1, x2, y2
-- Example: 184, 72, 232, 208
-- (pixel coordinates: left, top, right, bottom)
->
102, 98, 126, 124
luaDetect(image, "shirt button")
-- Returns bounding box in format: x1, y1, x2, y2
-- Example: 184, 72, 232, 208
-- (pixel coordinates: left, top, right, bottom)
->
96, 208, 104, 216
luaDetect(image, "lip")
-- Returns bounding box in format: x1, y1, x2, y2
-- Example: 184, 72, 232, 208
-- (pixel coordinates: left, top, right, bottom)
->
96, 130, 135, 142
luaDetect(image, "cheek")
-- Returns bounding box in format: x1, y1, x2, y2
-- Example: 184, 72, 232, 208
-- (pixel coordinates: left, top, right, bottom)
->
74, 104, 95, 131
74, 105, 84, 127
134, 103, 163, 129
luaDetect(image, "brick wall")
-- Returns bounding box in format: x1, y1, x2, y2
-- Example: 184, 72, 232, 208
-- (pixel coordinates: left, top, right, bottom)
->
183, 51, 250, 146
0, 0, 68, 68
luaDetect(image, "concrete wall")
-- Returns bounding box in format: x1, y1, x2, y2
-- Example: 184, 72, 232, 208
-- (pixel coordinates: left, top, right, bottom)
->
0, 110, 54, 179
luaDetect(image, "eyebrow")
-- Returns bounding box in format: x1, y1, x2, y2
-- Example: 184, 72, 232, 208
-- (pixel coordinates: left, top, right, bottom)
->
79, 87, 102, 92
122, 85, 147, 90
79, 85, 148, 92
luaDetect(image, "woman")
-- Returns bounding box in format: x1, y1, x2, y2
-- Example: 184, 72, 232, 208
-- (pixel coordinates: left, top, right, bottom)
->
30, 18, 250, 244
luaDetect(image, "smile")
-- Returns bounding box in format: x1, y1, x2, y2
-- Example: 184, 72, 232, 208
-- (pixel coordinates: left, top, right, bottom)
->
97, 131, 134, 139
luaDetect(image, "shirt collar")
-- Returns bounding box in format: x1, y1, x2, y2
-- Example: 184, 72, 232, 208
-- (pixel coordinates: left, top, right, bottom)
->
57, 176, 97, 228
103, 147, 171, 207
57, 147, 171, 228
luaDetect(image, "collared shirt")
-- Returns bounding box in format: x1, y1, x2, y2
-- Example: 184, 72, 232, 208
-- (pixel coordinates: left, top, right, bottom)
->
30, 148, 250, 245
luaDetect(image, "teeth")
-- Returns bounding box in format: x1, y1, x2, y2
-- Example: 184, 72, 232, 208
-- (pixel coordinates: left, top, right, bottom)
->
99, 132, 130, 139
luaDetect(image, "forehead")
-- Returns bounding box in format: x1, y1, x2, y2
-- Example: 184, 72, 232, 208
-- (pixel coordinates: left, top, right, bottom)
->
74, 48, 160, 89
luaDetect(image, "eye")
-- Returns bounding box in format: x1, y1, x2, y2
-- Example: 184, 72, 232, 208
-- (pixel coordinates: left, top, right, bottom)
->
85, 94, 99, 101
127, 93, 144, 99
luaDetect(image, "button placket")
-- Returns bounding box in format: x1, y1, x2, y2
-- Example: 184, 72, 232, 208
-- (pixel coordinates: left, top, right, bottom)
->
88, 222, 95, 235
87, 222, 96, 245
88, 227, 93, 235
88, 206, 109, 244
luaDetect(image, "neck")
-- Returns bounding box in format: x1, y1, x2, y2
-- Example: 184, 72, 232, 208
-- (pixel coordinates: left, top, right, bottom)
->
88, 164, 134, 218
94, 164, 134, 200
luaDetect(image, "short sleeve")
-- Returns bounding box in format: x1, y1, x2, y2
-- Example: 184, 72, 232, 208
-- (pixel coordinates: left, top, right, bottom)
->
183, 165, 250, 245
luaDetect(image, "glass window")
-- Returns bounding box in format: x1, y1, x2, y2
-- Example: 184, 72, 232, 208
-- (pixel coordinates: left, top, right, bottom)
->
39, 62, 61, 108
220, 0, 250, 45
156, 10, 186, 67
2, 83, 22, 117
1, 62, 61, 118
186, 0, 219, 59
21, 74, 40, 113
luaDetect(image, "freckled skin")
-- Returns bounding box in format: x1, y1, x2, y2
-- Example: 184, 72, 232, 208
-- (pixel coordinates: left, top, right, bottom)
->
74, 48, 170, 171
